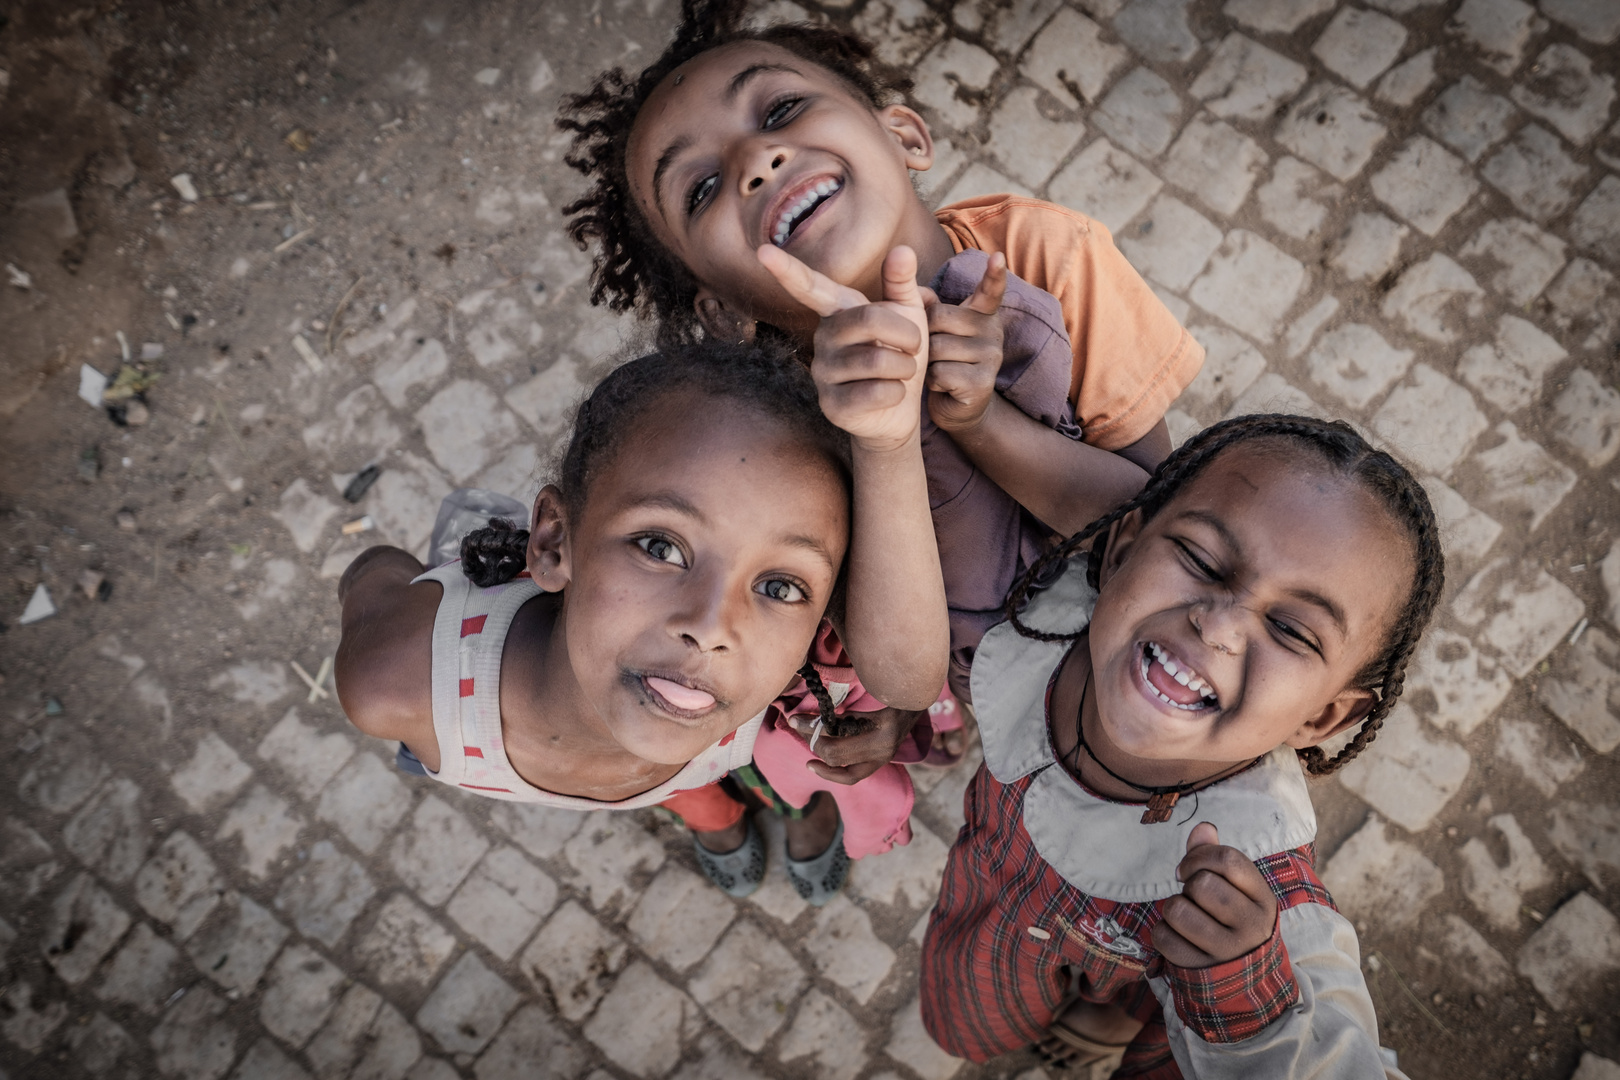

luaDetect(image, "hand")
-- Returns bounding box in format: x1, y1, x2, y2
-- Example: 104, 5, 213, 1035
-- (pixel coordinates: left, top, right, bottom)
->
758, 244, 929, 453
784, 707, 923, 786
1152, 823, 1279, 968
925, 251, 1008, 434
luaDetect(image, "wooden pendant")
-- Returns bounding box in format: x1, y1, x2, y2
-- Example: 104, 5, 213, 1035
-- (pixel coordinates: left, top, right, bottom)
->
1140, 791, 1180, 824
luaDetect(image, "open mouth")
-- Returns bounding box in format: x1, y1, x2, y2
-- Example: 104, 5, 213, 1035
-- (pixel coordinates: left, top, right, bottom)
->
1139, 642, 1220, 712
771, 178, 841, 248
638, 673, 719, 719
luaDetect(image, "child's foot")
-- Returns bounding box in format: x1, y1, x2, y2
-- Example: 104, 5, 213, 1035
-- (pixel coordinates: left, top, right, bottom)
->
782, 791, 839, 860
691, 816, 765, 898
783, 794, 848, 906
1036, 999, 1143, 1070
922, 686, 968, 767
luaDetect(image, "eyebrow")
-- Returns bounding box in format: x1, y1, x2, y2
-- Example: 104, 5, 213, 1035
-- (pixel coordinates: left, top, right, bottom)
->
726, 62, 803, 102
628, 491, 706, 522
1175, 509, 1348, 636
651, 135, 692, 222
778, 532, 838, 574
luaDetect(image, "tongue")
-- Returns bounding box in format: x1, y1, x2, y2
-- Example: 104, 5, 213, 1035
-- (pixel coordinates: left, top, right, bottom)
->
1147, 656, 1205, 706
646, 677, 716, 711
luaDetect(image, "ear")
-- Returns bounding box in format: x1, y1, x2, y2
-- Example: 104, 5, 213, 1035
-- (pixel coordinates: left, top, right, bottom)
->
694, 289, 757, 344
1284, 688, 1378, 750
526, 485, 572, 593
880, 103, 935, 171
1095, 508, 1146, 590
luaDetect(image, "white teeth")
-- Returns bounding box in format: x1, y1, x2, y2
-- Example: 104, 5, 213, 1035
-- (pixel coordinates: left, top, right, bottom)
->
1163, 658, 1179, 676
816, 181, 831, 195
1144, 642, 1218, 709
1174, 670, 1191, 686
771, 181, 841, 247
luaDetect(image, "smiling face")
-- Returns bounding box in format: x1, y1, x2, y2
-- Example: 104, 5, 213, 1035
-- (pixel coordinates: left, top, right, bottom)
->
625, 41, 939, 337
1086, 442, 1414, 771
545, 389, 850, 766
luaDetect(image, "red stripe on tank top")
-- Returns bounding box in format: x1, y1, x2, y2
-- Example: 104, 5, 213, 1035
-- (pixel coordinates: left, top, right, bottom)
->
461, 615, 488, 637
459, 678, 475, 697
460, 783, 512, 793
464, 746, 485, 759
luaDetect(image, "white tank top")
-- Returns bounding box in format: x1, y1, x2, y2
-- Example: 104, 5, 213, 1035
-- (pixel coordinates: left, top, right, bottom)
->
411, 562, 766, 809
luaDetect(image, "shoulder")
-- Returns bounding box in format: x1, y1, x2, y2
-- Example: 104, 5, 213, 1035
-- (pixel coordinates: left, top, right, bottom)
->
936, 195, 1104, 252
335, 551, 443, 742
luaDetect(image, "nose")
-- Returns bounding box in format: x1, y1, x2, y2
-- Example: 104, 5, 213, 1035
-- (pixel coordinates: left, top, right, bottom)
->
737, 140, 789, 197
1190, 600, 1245, 656
668, 566, 744, 653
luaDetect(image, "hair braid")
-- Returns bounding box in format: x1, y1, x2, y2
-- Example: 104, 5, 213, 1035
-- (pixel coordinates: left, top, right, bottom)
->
1005, 413, 1445, 777
461, 518, 530, 588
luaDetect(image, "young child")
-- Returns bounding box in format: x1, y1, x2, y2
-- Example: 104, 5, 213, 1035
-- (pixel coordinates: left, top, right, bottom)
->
917, 414, 1443, 1078
557, 0, 1204, 710
334, 343, 937, 900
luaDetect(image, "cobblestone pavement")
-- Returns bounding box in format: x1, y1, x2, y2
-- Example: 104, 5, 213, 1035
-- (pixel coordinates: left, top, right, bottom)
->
1, 0, 1618, 1078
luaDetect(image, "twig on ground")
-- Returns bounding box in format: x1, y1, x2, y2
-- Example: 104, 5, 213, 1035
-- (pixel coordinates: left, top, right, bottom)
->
327, 275, 365, 356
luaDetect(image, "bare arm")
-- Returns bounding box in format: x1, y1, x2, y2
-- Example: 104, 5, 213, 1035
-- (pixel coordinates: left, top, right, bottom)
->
334, 545, 440, 762
1116, 417, 1171, 474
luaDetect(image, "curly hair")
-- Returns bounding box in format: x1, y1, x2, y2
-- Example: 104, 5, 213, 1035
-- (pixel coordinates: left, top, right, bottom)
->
556, 0, 913, 349
1003, 413, 1445, 777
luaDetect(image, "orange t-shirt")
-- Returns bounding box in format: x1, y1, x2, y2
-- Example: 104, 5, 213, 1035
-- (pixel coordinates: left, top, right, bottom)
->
935, 195, 1204, 452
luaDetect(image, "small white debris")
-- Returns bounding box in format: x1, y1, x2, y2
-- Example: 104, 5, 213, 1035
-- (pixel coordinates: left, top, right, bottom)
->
79, 569, 105, 600
170, 173, 199, 202
164, 312, 181, 330
340, 515, 375, 535
116, 330, 131, 361
291, 333, 324, 374
19, 584, 56, 625
1570, 617, 1589, 645
79, 364, 108, 407
5, 263, 30, 289
141, 342, 164, 361
474, 67, 502, 85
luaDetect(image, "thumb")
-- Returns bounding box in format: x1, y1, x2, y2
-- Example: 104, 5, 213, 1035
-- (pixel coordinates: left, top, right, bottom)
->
962, 251, 1008, 316
1186, 821, 1219, 853
880, 245, 925, 310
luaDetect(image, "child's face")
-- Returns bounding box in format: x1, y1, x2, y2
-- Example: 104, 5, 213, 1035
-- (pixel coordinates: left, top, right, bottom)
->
626, 41, 933, 335
546, 392, 849, 766
1089, 444, 1412, 769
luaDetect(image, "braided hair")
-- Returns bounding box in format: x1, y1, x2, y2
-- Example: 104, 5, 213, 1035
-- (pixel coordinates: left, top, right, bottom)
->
556, 0, 913, 349
459, 340, 853, 731
1004, 414, 1444, 777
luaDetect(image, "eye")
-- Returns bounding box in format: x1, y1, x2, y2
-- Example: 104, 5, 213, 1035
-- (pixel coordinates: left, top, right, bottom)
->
687, 174, 717, 215
636, 536, 687, 568
763, 96, 802, 128
756, 578, 807, 603
1270, 618, 1322, 656
1173, 540, 1220, 580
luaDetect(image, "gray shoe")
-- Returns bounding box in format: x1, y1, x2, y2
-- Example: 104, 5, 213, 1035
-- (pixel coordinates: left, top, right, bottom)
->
692, 816, 766, 898
786, 819, 849, 906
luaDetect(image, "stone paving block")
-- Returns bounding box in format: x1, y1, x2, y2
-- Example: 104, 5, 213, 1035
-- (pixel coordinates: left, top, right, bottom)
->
1311, 6, 1407, 89
688, 919, 807, 1051
447, 845, 558, 962
257, 707, 356, 802
1277, 82, 1387, 183
1118, 196, 1223, 291
1407, 627, 1513, 734
1456, 557, 1586, 676
1552, 368, 1620, 468
1432, 912, 1514, 990
97, 922, 182, 1014
1160, 116, 1266, 218
1574, 1055, 1620, 1080
416, 380, 525, 484
272, 480, 339, 554
1020, 9, 1128, 111
671, 1034, 773, 1080
1380, 255, 1485, 344
476, 442, 542, 506
355, 893, 457, 989
1224, 372, 1328, 419
1607, 538, 1620, 630
188, 892, 289, 992
1570, 174, 1620, 259
217, 784, 304, 880
1256, 156, 1341, 241
390, 794, 488, 906
1460, 220, 1568, 306
18, 718, 109, 815
408, 1060, 462, 1080
1180, 327, 1268, 417
172, 732, 254, 814
1330, 212, 1409, 282
1371, 364, 1487, 474
1546, 256, 1620, 351
1517, 891, 1620, 1010
210, 661, 294, 708
1190, 32, 1307, 123
1460, 814, 1552, 930
1461, 421, 1579, 531
1375, 46, 1439, 107
0, 825, 53, 898
1549, 801, 1620, 892
984, 0, 1065, 54
1280, 292, 1337, 359
1458, 314, 1566, 413
1338, 706, 1471, 833
562, 815, 667, 913
522, 899, 629, 1023
776, 989, 868, 1080
1188, 229, 1306, 343
341, 297, 417, 359
847, 818, 951, 909
0, 982, 68, 1054
260, 942, 346, 1048
1305, 323, 1414, 409
1110, 0, 1199, 64
884, 994, 963, 1080
1449, 0, 1547, 74
851, 0, 943, 67
316, 750, 414, 856
1423, 77, 1519, 163
1370, 136, 1479, 237
582, 960, 696, 1077
804, 894, 898, 1005
232, 1038, 313, 1080
1512, 44, 1616, 144
416, 952, 519, 1056
309, 985, 421, 1080
1093, 69, 1183, 161
151, 987, 239, 1080
1542, 0, 1620, 41
1047, 138, 1162, 234
368, 452, 453, 557
301, 384, 401, 465
1150, 281, 1192, 325
919, 741, 984, 836
626, 863, 736, 973
1538, 627, 1620, 752
67, 1012, 134, 1076
1482, 123, 1590, 221
462, 292, 543, 370
1497, 713, 1586, 795
305, 983, 384, 1075
273, 839, 377, 947
64, 776, 151, 884
474, 1004, 587, 1080
745, 811, 812, 925
504, 359, 587, 456
1223, 0, 1334, 33
373, 337, 449, 409
912, 39, 997, 132
938, 163, 1034, 205
916, 136, 968, 207
983, 86, 1086, 190
135, 831, 222, 941
1320, 813, 1444, 928
487, 802, 584, 860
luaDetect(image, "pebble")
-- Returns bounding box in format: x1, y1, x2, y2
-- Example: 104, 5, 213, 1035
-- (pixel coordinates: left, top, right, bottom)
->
19, 584, 56, 625
116, 510, 137, 531
124, 400, 150, 426
171, 173, 199, 202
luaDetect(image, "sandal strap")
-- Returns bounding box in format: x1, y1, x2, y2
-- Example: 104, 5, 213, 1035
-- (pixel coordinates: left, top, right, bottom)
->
785, 819, 849, 906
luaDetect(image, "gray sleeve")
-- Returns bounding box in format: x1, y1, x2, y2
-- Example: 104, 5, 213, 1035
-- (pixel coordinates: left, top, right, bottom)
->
1151, 904, 1408, 1080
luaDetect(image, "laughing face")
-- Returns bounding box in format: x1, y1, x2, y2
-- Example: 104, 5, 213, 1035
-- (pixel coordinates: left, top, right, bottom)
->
1084, 443, 1414, 774
625, 41, 941, 339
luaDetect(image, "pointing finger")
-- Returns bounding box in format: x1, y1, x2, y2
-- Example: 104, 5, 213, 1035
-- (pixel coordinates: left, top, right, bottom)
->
962, 251, 1007, 316
757, 244, 869, 316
